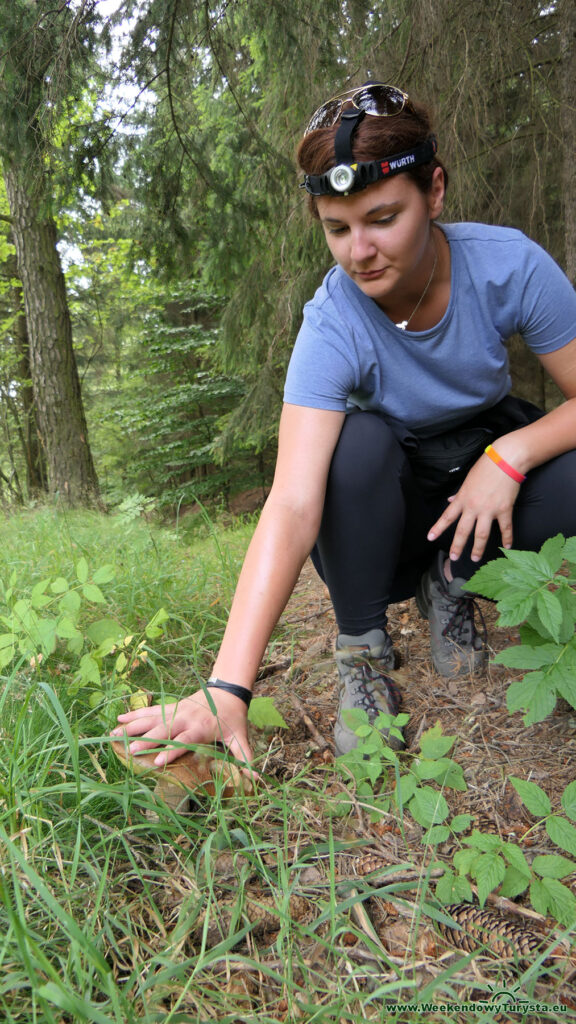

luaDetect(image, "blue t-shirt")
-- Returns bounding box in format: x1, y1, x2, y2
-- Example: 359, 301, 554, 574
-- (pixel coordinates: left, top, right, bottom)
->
283, 223, 576, 435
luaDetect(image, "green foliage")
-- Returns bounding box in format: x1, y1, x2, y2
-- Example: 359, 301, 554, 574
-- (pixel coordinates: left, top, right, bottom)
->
0, 555, 170, 728
468, 534, 576, 725
444, 776, 576, 927
334, 712, 576, 929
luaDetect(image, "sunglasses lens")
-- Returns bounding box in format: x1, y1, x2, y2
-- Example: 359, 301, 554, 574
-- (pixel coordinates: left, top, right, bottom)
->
305, 84, 407, 134
355, 85, 406, 116
306, 99, 342, 133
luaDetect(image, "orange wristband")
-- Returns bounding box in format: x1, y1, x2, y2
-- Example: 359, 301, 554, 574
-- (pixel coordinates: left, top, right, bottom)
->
484, 444, 526, 484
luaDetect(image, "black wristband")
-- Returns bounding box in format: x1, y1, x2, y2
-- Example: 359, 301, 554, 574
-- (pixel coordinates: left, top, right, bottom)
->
206, 677, 252, 707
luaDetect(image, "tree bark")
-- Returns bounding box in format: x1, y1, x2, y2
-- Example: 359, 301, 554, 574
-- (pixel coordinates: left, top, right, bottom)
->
4, 168, 100, 505
5, 252, 48, 496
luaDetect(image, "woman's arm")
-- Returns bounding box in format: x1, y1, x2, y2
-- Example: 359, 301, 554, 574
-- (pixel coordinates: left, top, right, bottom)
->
113, 404, 345, 764
428, 337, 576, 563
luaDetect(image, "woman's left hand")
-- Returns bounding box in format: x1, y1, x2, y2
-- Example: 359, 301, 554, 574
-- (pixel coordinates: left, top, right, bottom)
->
426, 456, 521, 563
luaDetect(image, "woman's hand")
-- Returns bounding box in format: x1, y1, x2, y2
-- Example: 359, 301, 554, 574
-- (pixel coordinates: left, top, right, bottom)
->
427, 454, 521, 563
111, 687, 253, 767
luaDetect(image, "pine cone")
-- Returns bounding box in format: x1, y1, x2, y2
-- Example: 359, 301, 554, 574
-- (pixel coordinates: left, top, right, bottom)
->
437, 903, 544, 959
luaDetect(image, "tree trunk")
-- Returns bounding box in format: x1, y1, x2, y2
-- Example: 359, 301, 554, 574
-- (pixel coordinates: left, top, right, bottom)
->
559, 0, 576, 284
4, 168, 100, 505
6, 252, 48, 496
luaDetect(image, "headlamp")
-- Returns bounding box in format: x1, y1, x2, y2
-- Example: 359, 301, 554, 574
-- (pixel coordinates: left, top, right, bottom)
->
302, 136, 438, 197
329, 164, 357, 193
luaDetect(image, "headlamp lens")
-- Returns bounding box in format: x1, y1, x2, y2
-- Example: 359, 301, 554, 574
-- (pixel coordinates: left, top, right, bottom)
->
329, 164, 356, 193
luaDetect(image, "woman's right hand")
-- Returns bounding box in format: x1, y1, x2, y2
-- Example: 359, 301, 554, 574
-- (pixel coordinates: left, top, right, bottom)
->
111, 687, 253, 767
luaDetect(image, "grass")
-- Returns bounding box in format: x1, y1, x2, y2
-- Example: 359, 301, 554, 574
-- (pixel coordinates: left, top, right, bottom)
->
0, 506, 574, 1022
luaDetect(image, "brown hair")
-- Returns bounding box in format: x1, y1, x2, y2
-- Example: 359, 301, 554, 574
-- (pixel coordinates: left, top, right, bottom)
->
297, 96, 448, 217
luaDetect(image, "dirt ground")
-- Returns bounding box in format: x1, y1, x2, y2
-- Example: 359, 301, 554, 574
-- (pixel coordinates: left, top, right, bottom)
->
263, 557, 576, 824
246, 557, 576, 1013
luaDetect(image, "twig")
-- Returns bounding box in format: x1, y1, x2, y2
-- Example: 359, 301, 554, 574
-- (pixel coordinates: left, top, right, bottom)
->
288, 691, 334, 752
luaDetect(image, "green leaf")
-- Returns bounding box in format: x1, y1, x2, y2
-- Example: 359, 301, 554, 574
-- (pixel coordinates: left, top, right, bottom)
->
563, 536, 576, 565
92, 564, 115, 585
451, 814, 474, 833
465, 829, 502, 852
82, 583, 105, 604
36, 618, 57, 656
454, 848, 480, 875
422, 825, 451, 845
493, 643, 558, 669
31, 579, 51, 609
473, 852, 506, 906
494, 595, 536, 628
523, 677, 557, 725
529, 878, 549, 917
0, 633, 16, 668
418, 722, 456, 759
408, 786, 449, 828
467, 560, 510, 600
539, 533, 566, 575
535, 589, 563, 643
499, 865, 530, 900
546, 815, 576, 856
50, 577, 69, 594
248, 696, 288, 729
509, 776, 551, 817
414, 757, 454, 780
395, 772, 418, 806
59, 590, 81, 619
86, 618, 125, 646
502, 842, 531, 875
553, 660, 576, 709
76, 557, 89, 584
540, 877, 576, 927
79, 653, 100, 686
145, 607, 170, 639
115, 651, 128, 673
561, 780, 576, 823
435, 869, 473, 905
56, 616, 82, 641
532, 854, 576, 879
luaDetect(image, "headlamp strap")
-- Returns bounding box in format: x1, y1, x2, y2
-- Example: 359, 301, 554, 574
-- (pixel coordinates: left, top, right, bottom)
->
334, 109, 366, 164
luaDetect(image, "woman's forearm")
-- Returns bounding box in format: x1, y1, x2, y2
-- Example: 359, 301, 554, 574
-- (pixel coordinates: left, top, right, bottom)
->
495, 396, 576, 476
210, 497, 321, 689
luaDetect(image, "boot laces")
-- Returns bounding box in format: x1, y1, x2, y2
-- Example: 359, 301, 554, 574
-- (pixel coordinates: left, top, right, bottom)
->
347, 660, 401, 717
440, 592, 486, 649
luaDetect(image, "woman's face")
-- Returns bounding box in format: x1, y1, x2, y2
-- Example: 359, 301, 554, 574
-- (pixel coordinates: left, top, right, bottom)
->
316, 169, 445, 311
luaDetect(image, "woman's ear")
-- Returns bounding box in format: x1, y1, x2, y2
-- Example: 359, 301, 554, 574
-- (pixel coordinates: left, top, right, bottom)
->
428, 166, 446, 219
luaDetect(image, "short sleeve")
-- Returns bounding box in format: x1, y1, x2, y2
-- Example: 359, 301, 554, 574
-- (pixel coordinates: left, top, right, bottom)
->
283, 302, 359, 411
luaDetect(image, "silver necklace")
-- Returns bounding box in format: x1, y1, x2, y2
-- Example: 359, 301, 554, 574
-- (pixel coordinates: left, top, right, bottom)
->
395, 244, 438, 330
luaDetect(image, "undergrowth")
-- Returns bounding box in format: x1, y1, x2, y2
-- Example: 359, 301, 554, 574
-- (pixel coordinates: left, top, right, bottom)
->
0, 509, 575, 1022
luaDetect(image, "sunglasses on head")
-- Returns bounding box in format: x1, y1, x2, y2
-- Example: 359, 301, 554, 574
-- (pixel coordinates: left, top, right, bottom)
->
305, 83, 409, 135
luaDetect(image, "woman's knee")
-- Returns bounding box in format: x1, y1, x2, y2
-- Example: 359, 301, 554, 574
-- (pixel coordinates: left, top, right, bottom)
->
327, 411, 407, 489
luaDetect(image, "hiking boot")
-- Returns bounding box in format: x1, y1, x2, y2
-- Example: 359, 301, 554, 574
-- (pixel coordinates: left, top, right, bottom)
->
415, 551, 487, 678
333, 628, 404, 756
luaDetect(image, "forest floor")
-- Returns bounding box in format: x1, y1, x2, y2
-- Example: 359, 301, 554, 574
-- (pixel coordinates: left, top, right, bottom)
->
240, 557, 576, 1017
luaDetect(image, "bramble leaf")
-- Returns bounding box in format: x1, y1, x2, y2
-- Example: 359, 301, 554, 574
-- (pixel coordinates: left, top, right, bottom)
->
248, 696, 288, 729
561, 780, 576, 823
509, 776, 551, 817
76, 558, 89, 584
494, 643, 558, 669
418, 722, 456, 759
546, 815, 576, 856
408, 786, 449, 827
474, 853, 506, 906
532, 854, 576, 879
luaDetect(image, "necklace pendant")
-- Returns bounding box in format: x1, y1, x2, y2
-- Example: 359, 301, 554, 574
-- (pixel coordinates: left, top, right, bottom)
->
396, 320, 408, 330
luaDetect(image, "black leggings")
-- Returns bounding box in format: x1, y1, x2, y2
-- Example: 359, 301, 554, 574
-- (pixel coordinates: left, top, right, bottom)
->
312, 410, 576, 635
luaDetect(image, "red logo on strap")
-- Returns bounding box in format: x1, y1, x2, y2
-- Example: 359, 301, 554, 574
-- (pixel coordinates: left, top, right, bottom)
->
381, 161, 390, 175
